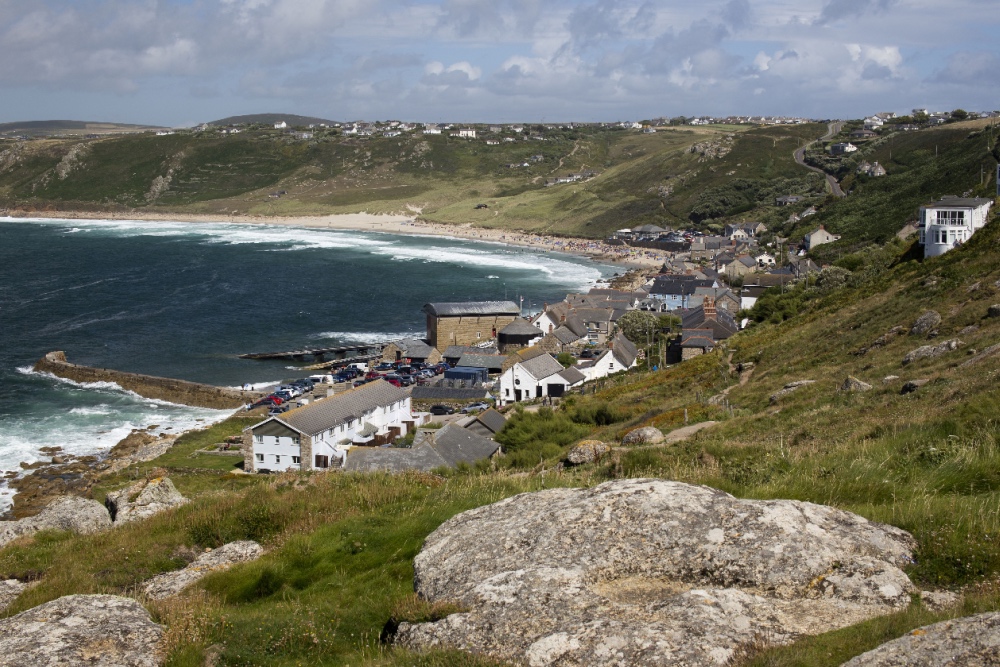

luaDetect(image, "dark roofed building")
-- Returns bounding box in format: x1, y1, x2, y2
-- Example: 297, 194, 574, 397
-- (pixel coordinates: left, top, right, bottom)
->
423, 301, 521, 350
497, 318, 543, 353
342, 424, 501, 473
681, 298, 739, 342
456, 353, 506, 373
381, 338, 441, 364
465, 408, 507, 438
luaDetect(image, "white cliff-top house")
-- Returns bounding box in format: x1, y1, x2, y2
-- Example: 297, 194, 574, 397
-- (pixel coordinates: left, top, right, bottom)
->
244, 379, 416, 473
919, 196, 994, 258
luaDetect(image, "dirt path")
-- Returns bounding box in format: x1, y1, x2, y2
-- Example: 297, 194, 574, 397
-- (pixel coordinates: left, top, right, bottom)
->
554, 140, 581, 173
794, 122, 846, 198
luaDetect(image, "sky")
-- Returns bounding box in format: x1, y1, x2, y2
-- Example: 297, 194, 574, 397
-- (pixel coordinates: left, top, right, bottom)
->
1, 0, 998, 127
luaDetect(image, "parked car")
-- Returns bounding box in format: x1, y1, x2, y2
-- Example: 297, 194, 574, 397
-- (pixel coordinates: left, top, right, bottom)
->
375, 362, 395, 371
461, 402, 491, 414
433, 363, 450, 374
429, 404, 455, 415
384, 377, 402, 387
397, 374, 415, 387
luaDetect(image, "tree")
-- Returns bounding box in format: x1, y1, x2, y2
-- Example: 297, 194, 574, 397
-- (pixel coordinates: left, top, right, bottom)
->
556, 352, 577, 368
616, 310, 660, 345
951, 109, 969, 121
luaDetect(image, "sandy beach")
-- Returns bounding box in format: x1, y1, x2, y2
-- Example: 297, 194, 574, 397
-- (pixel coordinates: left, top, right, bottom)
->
3, 209, 669, 270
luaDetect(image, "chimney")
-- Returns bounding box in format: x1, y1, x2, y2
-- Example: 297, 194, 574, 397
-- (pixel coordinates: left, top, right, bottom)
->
704, 297, 717, 318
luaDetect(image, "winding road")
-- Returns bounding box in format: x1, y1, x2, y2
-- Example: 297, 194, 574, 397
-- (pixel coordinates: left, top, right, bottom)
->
794, 121, 846, 198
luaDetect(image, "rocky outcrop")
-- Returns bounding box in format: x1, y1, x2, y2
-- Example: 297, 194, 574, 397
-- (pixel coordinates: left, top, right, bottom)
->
909, 311, 941, 337
902, 339, 962, 365
841, 376, 873, 392
106, 477, 188, 524
621, 427, 664, 446
33, 351, 256, 409
0, 496, 111, 548
0, 579, 27, 613
770, 380, 815, 404
0, 594, 163, 666
396, 479, 917, 667
962, 342, 1000, 368
144, 541, 263, 599
840, 612, 1000, 666
565, 441, 609, 465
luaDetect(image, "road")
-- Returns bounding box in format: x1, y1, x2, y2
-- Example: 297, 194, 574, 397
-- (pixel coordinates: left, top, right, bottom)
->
794, 121, 846, 198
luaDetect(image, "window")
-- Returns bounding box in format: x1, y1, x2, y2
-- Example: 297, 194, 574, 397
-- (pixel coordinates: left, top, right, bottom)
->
256, 453, 264, 462
476, 332, 482, 338
292, 456, 300, 464
274, 455, 281, 463
254, 435, 262, 443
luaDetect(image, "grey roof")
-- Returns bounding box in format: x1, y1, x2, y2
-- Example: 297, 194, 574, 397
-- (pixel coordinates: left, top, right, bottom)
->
611, 332, 639, 367
681, 329, 716, 348
470, 408, 506, 434
519, 353, 566, 380
456, 354, 506, 371
387, 338, 436, 359
343, 424, 500, 473
574, 307, 613, 324
411, 386, 492, 401
557, 366, 587, 384
266, 379, 409, 436
552, 326, 583, 345
925, 196, 994, 209
423, 301, 520, 317
499, 318, 542, 335
442, 344, 496, 359
649, 278, 715, 297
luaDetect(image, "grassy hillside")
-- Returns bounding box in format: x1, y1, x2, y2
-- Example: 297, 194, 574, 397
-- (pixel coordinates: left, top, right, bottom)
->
5, 195, 1000, 665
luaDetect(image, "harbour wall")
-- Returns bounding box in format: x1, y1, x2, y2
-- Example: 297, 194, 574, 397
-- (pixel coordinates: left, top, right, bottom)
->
34, 351, 260, 410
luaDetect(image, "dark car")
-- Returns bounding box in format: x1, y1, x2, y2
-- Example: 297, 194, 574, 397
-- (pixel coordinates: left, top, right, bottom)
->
429, 404, 455, 415
397, 374, 415, 387
433, 363, 450, 374
375, 362, 395, 371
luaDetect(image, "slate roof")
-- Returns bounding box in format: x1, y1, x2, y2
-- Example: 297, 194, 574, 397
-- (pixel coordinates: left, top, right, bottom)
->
423, 301, 520, 317
574, 307, 614, 324
442, 344, 497, 359
388, 338, 436, 359
499, 318, 542, 335
610, 333, 639, 367
552, 326, 583, 345
470, 408, 507, 434
256, 379, 409, 437
343, 424, 500, 473
681, 329, 717, 348
519, 353, 566, 380
411, 386, 492, 401
456, 354, 506, 371
422, 424, 502, 466
557, 366, 587, 384
649, 278, 715, 297
681, 306, 739, 340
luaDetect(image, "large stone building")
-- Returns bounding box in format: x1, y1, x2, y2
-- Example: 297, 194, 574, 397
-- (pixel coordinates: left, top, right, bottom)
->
423, 301, 521, 350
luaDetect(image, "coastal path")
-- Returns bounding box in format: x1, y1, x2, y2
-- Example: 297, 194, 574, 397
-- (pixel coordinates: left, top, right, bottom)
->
794, 121, 846, 198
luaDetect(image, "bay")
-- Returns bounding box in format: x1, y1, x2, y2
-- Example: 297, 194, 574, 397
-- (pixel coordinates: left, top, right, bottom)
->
0, 217, 616, 508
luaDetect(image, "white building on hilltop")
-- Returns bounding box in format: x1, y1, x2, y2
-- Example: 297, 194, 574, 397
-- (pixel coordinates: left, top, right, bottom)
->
919, 196, 994, 258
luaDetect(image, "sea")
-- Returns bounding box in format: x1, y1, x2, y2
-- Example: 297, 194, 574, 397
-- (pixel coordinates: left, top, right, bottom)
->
0, 216, 617, 509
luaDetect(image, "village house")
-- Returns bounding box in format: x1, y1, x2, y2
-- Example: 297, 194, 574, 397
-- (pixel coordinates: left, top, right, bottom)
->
857, 161, 887, 177
498, 353, 584, 405
578, 333, 639, 382
776, 195, 804, 206
423, 301, 521, 350
830, 142, 859, 155
803, 225, 841, 250
918, 196, 994, 258
381, 338, 442, 365
740, 285, 769, 311
496, 318, 543, 353
681, 298, 739, 342
244, 380, 416, 473
463, 408, 507, 439
647, 276, 718, 310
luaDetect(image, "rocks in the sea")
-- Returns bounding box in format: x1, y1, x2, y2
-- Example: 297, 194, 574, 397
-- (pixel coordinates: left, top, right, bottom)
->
565, 441, 609, 465
901, 379, 931, 395
621, 427, 664, 446
840, 612, 1000, 666
910, 310, 941, 337
0, 496, 112, 549
395, 479, 916, 666
0, 594, 163, 666
841, 376, 873, 392
144, 541, 264, 600
0, 579, 27, 613
106, 477, 188, 524
902, 339, 962, 365
770, 380, 815, 404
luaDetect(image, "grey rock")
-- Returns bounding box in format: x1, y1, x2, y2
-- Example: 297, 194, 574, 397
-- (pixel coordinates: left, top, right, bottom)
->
883, 375, 900, 384
565, 441, 609, 465
901, 379, 930, 395
967, 281, 982, 293
988, 304, 1000, 318
959, 324, 980, 336
770, 380, 815, 404
910, 311, 942, 337
902, 339, 962, 365
0, 496, 112, 548
144, 540, 264, 599
621, 427, 664, 446
0, 579, 27, 613
396, 479, 917, 667
106, 477, 188, 524
841, 376, 873, 392
0, 594, 163, 666
919, 589, 960, 612
962, 342, 1000, 367
840, 611, 1000, 666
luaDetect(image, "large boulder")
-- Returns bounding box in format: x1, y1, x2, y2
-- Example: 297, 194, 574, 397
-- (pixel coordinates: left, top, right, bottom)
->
0, 496, 111, 548
902, 339, 962, 365
840, 611, 1000, 666
909, 310, 941, 337
0, 579, 27, 613
0, 594, 163, 666
396, 479, 917, 666
106, 477, 188, 524
565, 441, 609, 466
144, 541, 264, 599
841, 376, 873, 392
621, 427, 664, 446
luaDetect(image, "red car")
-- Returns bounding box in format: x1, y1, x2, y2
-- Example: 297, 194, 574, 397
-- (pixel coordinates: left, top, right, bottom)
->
384, 377, 402, 387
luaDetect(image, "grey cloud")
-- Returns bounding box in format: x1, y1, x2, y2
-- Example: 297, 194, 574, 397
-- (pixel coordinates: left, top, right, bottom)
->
932, 51, 1000, 85
815, 0, 897, 25
352, 53, 425, 74
861, 61, 894, 80
435, 0, 504, 35
643, 19, 731, 74
722, 0, 752, 30
421, 69, 479, 88
564, 0, 625, 50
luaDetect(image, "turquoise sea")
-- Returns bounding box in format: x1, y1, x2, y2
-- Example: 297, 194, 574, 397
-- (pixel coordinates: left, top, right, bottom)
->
0, 217, 616, 509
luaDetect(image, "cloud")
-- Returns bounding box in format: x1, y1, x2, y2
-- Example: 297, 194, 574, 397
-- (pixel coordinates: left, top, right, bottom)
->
932, 51, 1000, 86
815, 0, 897, 25
422, 61, 482, 88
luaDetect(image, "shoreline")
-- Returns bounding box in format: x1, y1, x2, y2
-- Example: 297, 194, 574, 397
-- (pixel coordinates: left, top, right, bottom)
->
1, 209, 668, 271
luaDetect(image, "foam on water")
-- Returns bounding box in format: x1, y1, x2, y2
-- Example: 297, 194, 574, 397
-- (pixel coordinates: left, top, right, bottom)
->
310, 330, 422, 344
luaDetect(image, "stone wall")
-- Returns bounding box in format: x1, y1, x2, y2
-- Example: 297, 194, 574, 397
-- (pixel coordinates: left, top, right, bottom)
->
34, 351, 258, 410
430, 315, 518, 350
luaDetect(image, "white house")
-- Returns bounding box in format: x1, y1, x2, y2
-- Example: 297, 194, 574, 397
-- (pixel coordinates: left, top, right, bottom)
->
274, 121, 288, 129
498, 354, 584, 405
803, 225, 841, 250
454, 128, 477, 139
919, 196, 994, 258
245, 380, 416, 473
578, 334, 639, 382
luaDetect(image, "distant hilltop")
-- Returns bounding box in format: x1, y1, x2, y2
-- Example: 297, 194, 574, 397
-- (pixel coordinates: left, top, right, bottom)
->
207, 113, 340, 128
0, 120, 165, 137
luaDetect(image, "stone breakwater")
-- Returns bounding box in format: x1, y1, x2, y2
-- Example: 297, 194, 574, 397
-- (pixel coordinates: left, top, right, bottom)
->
34, 351, 259, 410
